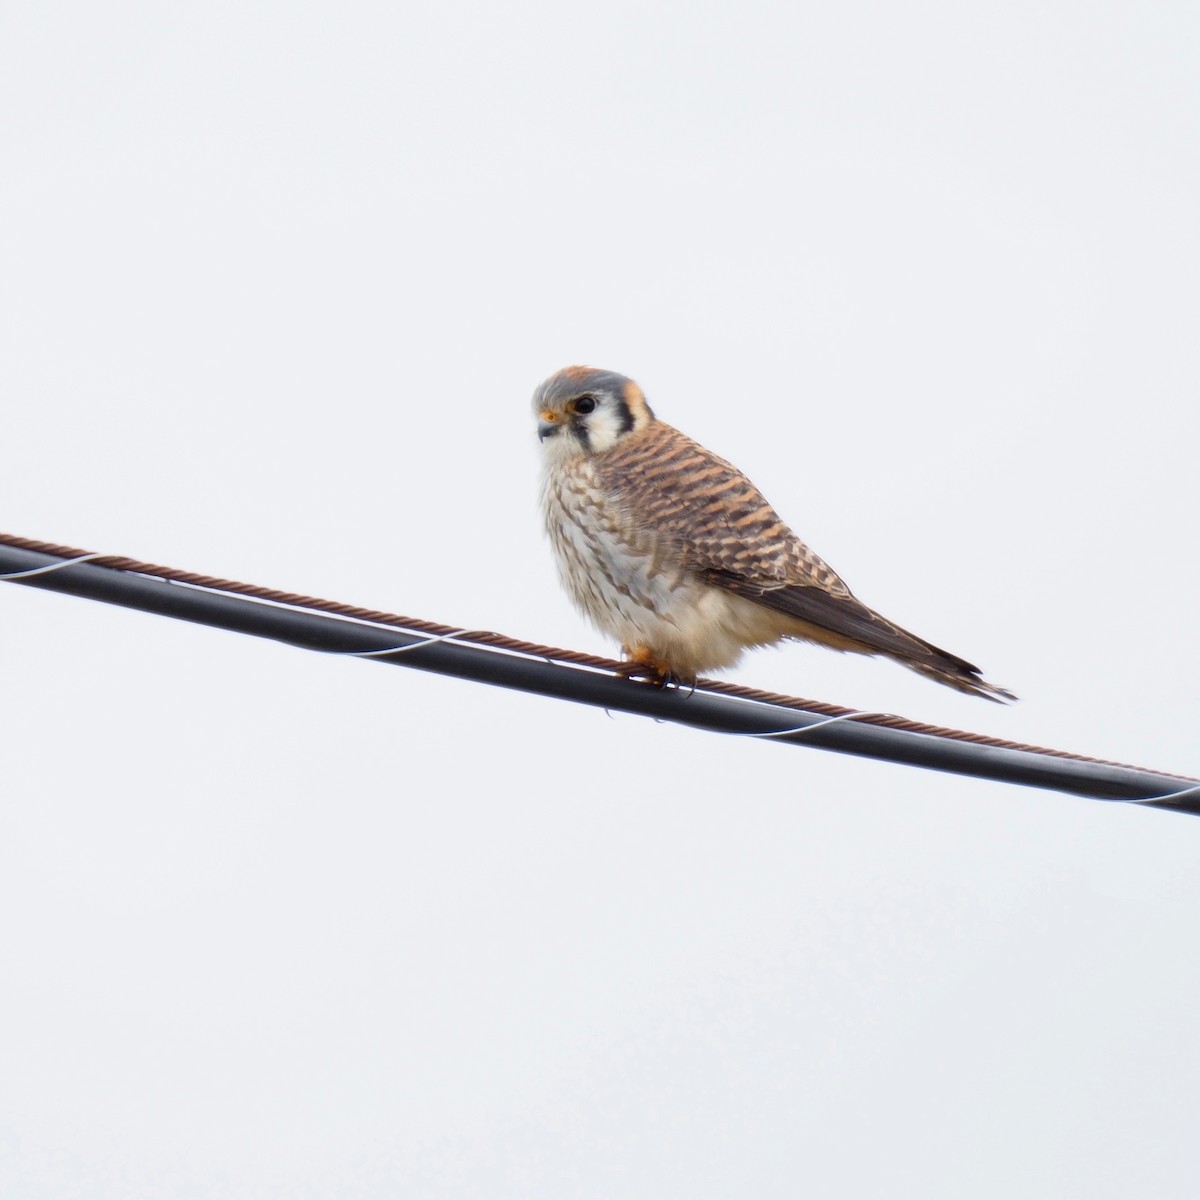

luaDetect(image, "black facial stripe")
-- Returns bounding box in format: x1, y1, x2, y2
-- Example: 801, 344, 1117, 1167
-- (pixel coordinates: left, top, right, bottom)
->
612, 395, 634, 436
574, 419, 590, 452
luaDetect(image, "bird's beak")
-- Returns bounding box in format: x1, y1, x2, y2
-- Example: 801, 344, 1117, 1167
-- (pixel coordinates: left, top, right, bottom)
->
538, 411, 560, 441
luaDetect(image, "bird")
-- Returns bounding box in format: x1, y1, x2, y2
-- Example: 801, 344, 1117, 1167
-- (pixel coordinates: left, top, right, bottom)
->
533, 365, 1015, 702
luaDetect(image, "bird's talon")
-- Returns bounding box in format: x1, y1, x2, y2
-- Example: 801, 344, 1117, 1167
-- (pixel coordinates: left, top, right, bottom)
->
614, 653, 694, 690
615, 661, 670, 687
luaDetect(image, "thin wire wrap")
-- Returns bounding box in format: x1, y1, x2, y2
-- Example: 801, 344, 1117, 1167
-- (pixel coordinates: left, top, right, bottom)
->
0, 552, 109, 580
2, 530, 1196, 814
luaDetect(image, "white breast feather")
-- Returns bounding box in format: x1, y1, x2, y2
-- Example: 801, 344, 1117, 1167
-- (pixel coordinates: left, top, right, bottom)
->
540, 461, 787, 674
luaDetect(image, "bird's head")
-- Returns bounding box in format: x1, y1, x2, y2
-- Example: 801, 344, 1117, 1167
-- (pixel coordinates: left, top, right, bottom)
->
532, 366, 654, 461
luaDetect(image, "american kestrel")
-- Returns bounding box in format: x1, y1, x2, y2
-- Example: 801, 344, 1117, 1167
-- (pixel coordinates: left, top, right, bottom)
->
534, 365, 1015, 702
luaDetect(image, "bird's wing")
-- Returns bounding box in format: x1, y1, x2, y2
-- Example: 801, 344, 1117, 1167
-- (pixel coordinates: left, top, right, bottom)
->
594, 420, 851, 592
596, 421, 1013, 699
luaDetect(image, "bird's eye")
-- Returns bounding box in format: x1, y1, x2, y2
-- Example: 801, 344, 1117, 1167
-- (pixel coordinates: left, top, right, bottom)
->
574, 395, 597, 414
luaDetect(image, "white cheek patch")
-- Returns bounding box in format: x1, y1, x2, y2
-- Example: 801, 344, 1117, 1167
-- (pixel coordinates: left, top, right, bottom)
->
581, 404, 627, 453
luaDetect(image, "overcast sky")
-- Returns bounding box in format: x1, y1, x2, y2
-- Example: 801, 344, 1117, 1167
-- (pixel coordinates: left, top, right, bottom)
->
3, 2, 1199, 1196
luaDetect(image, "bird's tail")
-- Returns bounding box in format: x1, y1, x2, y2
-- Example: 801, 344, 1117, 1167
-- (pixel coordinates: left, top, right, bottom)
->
904, 655, 1017, 703
860, 605, 1017, 703
719, 574, 1017, 702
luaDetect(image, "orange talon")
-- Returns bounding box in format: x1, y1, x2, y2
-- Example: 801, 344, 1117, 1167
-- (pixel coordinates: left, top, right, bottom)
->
617, 646, 688, 689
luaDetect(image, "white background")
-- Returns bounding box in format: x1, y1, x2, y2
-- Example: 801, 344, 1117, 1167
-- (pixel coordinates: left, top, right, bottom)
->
2, 2, 1198, 1195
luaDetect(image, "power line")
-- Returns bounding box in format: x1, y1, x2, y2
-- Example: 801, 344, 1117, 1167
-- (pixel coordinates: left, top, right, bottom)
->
2, 531, 1197, 815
